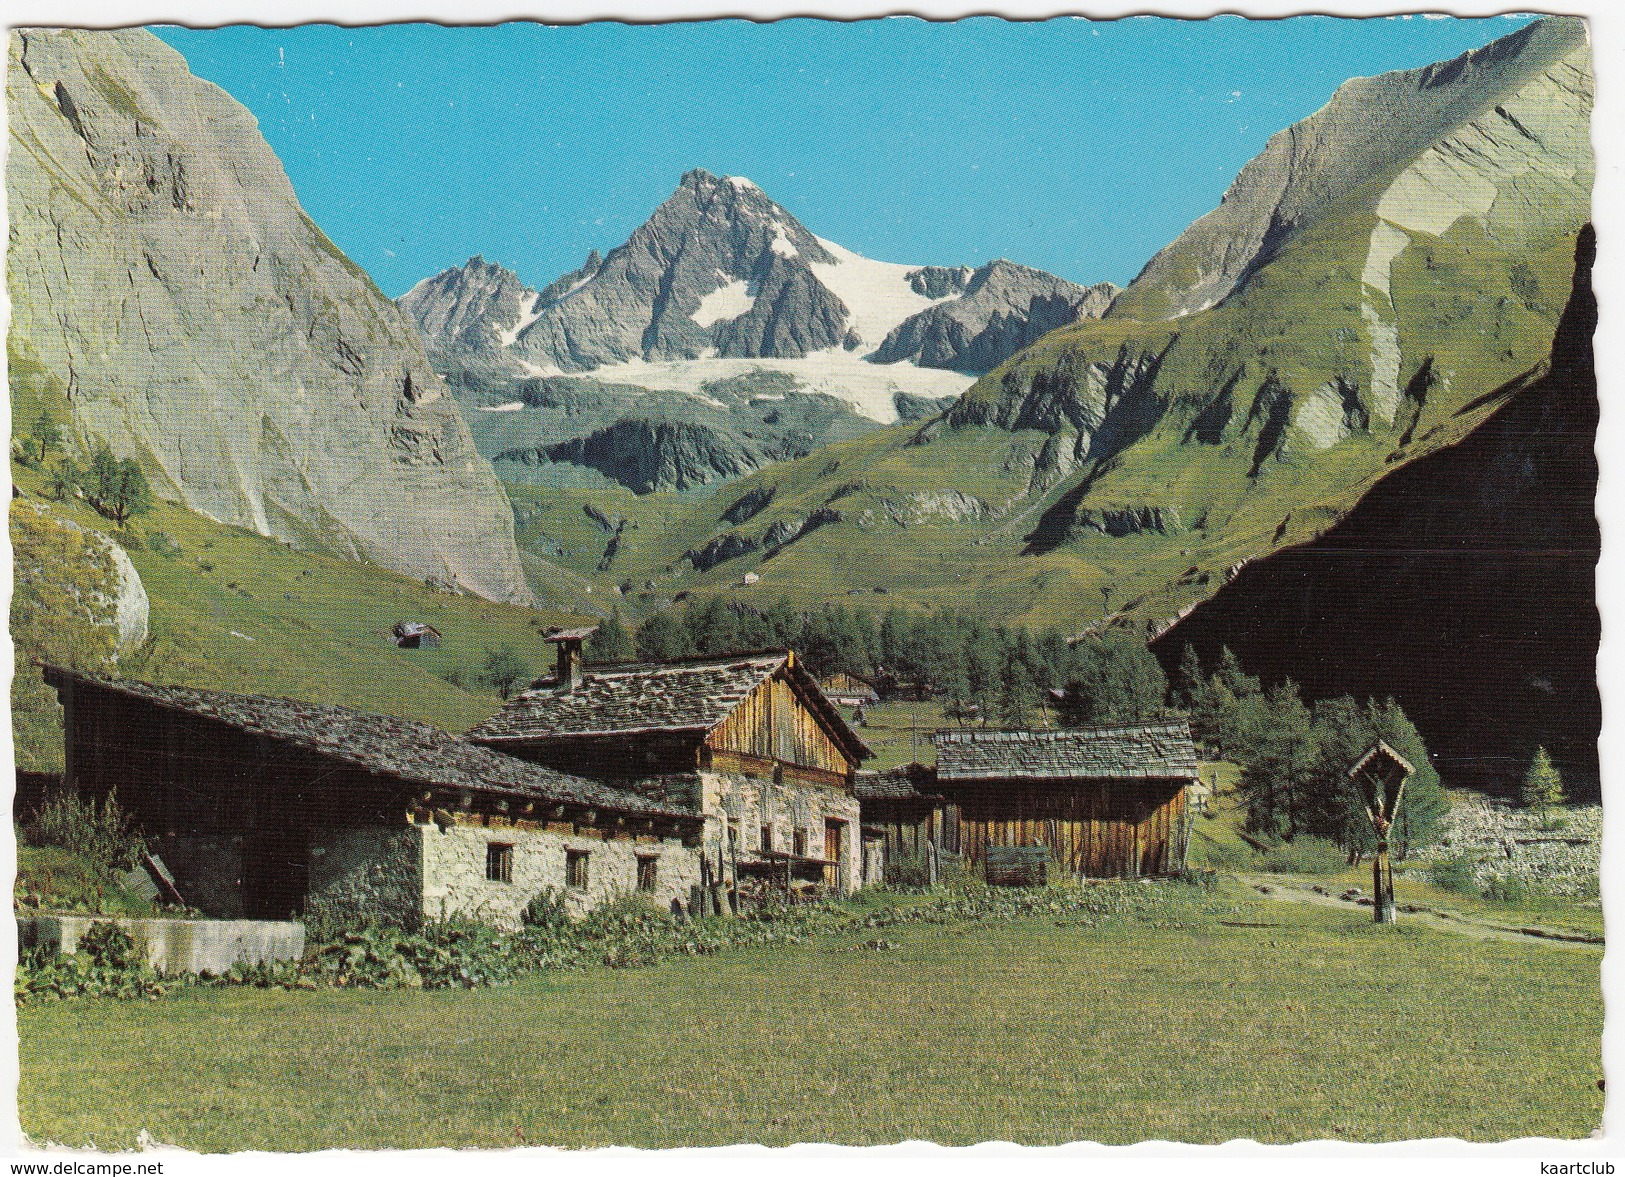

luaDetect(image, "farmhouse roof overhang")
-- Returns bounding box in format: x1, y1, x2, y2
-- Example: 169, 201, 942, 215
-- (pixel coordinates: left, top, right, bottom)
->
933, 720, 1199, 783
41, 665, 698, 822
855, 762, 943, 803
465, 648, 873, 762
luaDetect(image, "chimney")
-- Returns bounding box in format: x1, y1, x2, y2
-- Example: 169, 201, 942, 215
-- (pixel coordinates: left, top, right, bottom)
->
545, 626, 597, 693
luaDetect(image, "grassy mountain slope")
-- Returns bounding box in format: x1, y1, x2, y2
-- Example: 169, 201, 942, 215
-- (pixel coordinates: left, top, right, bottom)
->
11, 459, 593, 770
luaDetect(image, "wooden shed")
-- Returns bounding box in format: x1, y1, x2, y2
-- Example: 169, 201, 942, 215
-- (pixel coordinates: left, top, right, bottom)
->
855, 762, 960, 871
933, 721, 1197, 879
819, 673, 880, 708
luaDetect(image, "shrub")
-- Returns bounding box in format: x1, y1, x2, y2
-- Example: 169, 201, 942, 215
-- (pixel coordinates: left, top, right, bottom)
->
1429, 855, 1479, 895
1482, 874, 1530, 903
884, 850, 935, 888
15, 921, 172, 1005
25, 790, 146, 872
521, 886, 571, 929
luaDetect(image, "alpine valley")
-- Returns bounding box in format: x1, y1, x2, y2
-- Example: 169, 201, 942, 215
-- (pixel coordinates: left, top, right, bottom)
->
7, 17, 1597, 794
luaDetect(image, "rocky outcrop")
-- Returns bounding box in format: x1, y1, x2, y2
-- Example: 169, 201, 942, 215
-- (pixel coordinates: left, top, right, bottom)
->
873, 261, 1116, 373
880, 491, 990, 526
497, 418, 799, 494
1073, 506, 1181, 537
685, 532, 760, 572
8, 29, 530, 603
13, 499, 148, 652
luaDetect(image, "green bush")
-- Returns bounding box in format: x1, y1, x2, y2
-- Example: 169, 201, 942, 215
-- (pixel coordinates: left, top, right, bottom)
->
521, 885, 571, 929
1429, 856, 1479, 895
884, 850, 935, 888
1482, 874, 1530, 903
15, 921, 172, 1005
25, 790, 146, 873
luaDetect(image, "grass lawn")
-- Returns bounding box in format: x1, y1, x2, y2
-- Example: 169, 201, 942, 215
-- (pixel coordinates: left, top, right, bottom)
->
18, 884, 1601, 1150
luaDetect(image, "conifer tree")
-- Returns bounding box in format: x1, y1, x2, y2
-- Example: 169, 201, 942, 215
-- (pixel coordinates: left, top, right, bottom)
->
1521, 746, 1566, 830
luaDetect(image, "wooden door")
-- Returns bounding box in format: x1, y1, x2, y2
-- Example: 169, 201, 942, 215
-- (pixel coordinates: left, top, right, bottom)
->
824, 820, 843, 889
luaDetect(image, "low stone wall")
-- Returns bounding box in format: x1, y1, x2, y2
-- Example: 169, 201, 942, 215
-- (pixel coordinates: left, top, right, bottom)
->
19, 915, 304, 975
419, 819, 700, 927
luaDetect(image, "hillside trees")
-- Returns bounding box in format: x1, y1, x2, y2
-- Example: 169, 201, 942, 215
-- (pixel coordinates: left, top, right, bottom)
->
1181, 647, 1444, 856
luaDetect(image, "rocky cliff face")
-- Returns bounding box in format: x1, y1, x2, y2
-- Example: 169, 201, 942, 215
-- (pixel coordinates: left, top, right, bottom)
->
497, 417, 801, 495
8, 28, 531, 604
873, 261, 1116, 372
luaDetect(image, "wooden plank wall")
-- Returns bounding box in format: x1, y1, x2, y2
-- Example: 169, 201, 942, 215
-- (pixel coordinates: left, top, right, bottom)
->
867, 801, 962, 862
955, 780, 1187, 878
707, 671, 853, 779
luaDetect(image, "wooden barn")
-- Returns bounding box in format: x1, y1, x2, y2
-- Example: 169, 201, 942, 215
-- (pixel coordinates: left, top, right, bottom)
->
932, 721, 1198, 879
42, 666, 703, 928
818, 673, 879, 709
466, 633, 873, 896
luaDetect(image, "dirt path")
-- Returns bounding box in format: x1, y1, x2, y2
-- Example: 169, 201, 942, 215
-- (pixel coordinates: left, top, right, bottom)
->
1237, 874, 1604, 949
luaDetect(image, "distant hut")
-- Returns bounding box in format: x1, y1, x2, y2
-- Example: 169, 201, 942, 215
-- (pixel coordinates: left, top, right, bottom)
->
392, 621, 442, 649
933, 721, 1198, 879
819, 673, 879, 709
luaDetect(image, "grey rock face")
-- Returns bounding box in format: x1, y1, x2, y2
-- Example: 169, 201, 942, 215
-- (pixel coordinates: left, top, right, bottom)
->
405, 170, 1113, 386
505, 170, 844, 371
398, 256, 540, 358
8, 29, 531, 604
498, 418, 799, 495
874, 261, 1117, 373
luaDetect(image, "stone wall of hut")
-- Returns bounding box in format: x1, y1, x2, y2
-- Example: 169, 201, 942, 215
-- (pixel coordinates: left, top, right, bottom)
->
418, 819, 700, 927
699, 770, 862, 895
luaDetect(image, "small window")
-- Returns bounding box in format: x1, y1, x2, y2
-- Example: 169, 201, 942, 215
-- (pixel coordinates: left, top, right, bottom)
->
760, 824, 774, 853
793, 829, 808, 858
566, 849, 590, 890
486, 842, 514, 884
636, 856, 657, 893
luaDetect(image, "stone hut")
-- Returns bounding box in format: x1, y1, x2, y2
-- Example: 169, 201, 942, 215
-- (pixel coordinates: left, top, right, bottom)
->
931, 720, 1198, 879
465, 638, 872, 897
42, 666, 702, 929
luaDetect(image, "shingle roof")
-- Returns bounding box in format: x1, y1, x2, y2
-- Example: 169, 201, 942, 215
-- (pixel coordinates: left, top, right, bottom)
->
465, 649, 872, 761
934, 720, 1199, 783
42, 667, 696, 821
855, 763, 941, 802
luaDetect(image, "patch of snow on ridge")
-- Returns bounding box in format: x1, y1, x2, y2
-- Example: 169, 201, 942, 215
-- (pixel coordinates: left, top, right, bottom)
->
692, 275, 755, 328
582, 351, 972, 424
479, 402, 527, 412
770, 222, 798, 259
497, 291, 544, 347
726, 175, 762, 192
808, 236, 954, 349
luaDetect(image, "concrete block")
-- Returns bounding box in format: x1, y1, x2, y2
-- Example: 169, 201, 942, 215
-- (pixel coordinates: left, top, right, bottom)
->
18, 915, 305, 975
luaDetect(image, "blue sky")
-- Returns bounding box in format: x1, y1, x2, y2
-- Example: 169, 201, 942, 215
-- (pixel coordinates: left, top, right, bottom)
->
155, 15, 1538, 297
